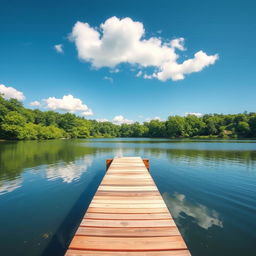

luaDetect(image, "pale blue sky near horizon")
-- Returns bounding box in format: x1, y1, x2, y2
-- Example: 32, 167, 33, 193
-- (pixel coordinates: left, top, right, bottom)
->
0, 0, 255, 122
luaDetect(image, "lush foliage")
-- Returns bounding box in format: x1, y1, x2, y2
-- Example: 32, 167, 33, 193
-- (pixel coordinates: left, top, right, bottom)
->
0, 95, 256, 140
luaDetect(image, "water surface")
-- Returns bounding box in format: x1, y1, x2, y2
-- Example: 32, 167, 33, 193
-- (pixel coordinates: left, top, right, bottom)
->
0, 138, 255, 256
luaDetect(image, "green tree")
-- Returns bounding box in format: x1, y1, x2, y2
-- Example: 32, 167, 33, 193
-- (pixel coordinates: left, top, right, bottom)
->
166, 116, 186, 137
236, 121, 250, 137
249, 114, 256, 137
184, 115, 206, 137
1, 112, 26, 139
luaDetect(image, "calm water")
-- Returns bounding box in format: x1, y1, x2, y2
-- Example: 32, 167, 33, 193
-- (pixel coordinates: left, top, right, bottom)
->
0, 138, 256, 256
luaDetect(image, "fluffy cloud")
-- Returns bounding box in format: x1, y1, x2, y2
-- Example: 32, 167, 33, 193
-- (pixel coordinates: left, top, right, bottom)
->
185, 112, 203, 117
146, 116, 163, 121
136, 71, 143, 77
44, 94, 93, 115
170, 37, 186, 51
153, 116, 162, 121
103, 76, 113, 83
81, 109, 93, 116
70, 16, 218, 81
54, 44, 64, 53
30, 101, 41, 107
0, 84, 25, 101
153, 50, 218, 81
113, 115, 133, 125
96, 118, 109, 122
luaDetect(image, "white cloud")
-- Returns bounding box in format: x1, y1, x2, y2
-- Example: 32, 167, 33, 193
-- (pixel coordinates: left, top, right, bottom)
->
136, 70, 143, 77
154, 50, 219, 81
44, 94, 92, 114
54, 44, 64, 53
29, 101, 41, 107
0, 84, 25, 101
145, 116, 163, 122
143, 74, 153, 79
96, 118, 109, 122
81, 109, 93, 116
170, 37, 185, 51
152, 116, 162, 121
113, 115, 133, 125
103, 76, 113, 83
110, 68, 120, 73
185, 112, 203, 117
70, 16, 218, 81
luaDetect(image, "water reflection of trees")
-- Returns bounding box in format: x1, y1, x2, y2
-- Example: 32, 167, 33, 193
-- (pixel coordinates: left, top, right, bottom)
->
1, 140, 255, 182
104, 146, 256, 167
0, 140, 110, 181
144, 148, 256, 167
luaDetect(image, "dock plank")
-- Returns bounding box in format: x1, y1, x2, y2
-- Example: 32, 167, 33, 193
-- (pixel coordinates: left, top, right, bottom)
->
66, 250, 191, 256
84, 213, 172, 220
65, 157, 191, 255
80, 219, 176, 227
68, 236, 187, 251
75, 226, 180, 237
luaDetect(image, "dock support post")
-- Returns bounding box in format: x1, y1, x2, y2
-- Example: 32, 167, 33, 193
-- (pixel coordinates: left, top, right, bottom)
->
106, 158, 149, 170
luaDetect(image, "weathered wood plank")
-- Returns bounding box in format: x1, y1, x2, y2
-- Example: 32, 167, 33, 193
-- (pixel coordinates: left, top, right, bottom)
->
93, 195, 163, 202
66, 250, 191, 256
101, 181, 155, 185
95, 191, 161, 197
68, 236, 187, 251
86, 207, 170, 214
75, 226, 180, 237
80, 219, 176, 227
98, 186, 158, 191
90, 199, 164, 204
84, 213, 172, 220
89, 203, 166, 209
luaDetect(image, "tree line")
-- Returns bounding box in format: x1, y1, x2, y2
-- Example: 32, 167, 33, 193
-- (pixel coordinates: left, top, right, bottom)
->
0, 95, 256, 140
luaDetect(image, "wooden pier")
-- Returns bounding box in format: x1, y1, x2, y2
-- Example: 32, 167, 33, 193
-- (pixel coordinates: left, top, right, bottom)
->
65, 157, 191, 256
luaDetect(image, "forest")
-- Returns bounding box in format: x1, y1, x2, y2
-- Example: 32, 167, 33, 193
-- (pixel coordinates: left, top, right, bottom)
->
0, 95, 256, 140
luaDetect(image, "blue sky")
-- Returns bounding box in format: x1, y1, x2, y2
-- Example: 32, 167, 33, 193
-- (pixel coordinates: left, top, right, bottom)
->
0, 0, 255, 123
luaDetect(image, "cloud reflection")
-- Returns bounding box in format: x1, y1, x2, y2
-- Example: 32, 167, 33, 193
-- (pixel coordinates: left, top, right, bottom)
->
163, 192, 223, 229
46, 156, 92, 183
0, 178, 22, 195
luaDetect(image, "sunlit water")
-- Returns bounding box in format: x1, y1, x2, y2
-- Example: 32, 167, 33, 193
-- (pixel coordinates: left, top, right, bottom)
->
0, 138, 255, 256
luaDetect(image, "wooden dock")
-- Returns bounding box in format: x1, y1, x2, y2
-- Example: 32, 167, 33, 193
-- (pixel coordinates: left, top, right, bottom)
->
65, 157, 191, 256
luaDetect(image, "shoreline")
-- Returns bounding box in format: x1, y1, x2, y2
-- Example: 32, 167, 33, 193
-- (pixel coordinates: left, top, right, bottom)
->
1, 136, 255, 142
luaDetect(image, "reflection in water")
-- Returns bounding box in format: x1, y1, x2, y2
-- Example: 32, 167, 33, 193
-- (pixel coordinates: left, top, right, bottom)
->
163, 192, 223, 229
142, 148, 256, 168
0, 139, 256, 256
0, 140, 100, 182
46, 157, 93, 183
114, 147, 124, 157
0, 178, 22, 195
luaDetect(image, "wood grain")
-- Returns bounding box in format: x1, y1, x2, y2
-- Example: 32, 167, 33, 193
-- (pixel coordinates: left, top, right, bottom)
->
66, 250, 191, 256
84, 213, 172, 220
65, 157, 191, 256
76, 226, 180, 237
69, 236, 187, 251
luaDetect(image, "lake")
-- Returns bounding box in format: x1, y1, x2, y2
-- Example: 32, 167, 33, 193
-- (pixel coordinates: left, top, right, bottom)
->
0, 138, 255, 256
